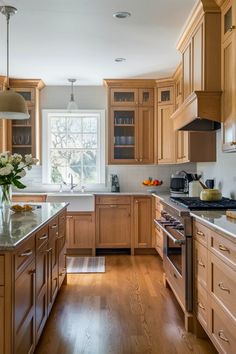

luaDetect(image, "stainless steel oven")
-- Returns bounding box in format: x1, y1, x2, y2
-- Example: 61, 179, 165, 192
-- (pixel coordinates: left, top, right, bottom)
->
154, 207, 193, 313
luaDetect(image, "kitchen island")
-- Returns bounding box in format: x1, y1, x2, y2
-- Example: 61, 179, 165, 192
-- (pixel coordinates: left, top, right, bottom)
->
0, 203, 67, 354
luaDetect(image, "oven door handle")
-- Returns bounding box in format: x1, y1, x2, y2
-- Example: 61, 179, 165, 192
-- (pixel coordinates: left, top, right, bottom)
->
154, 219, 186, 246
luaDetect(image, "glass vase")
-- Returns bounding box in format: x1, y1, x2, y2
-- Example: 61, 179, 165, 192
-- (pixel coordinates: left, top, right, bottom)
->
0, 184, 12, 208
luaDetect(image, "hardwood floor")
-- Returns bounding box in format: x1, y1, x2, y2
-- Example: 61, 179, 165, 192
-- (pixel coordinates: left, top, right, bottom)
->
35, 255, 217, 354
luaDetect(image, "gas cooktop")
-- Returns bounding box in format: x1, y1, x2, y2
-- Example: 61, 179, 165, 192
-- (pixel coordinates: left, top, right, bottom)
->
170, 197, 236, 210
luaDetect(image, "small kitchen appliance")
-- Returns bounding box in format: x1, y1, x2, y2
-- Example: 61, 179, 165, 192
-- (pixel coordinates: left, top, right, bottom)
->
170, 171, 190, 194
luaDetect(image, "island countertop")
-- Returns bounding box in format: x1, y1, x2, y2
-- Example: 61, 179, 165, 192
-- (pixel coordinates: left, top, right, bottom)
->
0, 203, 68, 250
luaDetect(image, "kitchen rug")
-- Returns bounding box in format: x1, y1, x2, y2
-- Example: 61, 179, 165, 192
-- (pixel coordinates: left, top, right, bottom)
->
66, 256, 105, 273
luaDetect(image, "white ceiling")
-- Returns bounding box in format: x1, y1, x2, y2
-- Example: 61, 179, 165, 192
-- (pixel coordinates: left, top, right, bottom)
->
0, 0, 196, 85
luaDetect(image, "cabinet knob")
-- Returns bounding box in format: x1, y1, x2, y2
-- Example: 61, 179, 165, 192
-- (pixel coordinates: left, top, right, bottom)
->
135, 200, 139, 204
197, 259, 205, 268
139, 157, 143, 162
229, 25, 235, 31
197, 302, 205, 310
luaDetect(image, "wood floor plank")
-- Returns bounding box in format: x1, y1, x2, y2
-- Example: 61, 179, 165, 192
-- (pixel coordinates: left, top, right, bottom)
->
35, 255, 217, 354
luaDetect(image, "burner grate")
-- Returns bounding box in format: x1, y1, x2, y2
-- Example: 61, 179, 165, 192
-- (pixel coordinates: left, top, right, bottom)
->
170, 197, 236, 210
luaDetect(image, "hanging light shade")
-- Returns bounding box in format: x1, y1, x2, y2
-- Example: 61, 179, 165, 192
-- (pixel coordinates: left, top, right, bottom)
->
67, 78, 78, 110
0, 6, 29, 120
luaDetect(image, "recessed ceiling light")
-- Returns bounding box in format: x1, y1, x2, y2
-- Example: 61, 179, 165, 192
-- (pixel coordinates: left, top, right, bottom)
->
115, 58, 126, 63
113, 11, 131, 19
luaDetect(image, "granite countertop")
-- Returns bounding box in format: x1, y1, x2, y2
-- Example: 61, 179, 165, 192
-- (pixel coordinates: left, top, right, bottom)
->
191, 210, 236, 243
13, 191, 156, 196
0, 203, 67, 250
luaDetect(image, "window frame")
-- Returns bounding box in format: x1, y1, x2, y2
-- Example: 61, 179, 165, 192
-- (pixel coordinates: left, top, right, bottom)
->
42, 109, 106, 187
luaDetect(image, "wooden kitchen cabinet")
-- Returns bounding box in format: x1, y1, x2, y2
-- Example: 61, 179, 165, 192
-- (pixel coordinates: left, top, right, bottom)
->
96, 204, 131, 248
66, 212, 95, 256
0, 295, 4, 354
104, 79, 155, 164
221, 0, 236, 152
15, 259, 36, 354
48, 217, 59, 314
6, 79, 45, 161
153, 196, 163, 259
12, 194, 47, 203
157, 103, 176, 164
133, 197, 152, 248
157, 85, 174, 105
193, 219, 236, 354
95, 195, 131, 248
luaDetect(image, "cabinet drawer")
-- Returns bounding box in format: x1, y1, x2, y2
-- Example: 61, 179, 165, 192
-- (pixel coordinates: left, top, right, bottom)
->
59, 211, 66, 226
210, 298, 236, 354
210, 232, 236, 269
49, 216, 59, 231
15, 236, 35, 278
193, 220, 210, 246
194, 240, 208, 288
96, 196, 131, 205
36, 225, 49, 249
209, 252, 236, 320
0, 256, 4, 285
196, 282, 208, 330
12, 194, 46, 203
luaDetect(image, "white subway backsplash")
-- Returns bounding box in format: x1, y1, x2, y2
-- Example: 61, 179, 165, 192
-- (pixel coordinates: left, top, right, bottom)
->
18, 163, 196, 193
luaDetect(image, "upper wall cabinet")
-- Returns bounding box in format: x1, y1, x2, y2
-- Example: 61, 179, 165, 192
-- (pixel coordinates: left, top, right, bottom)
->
221, 0, 236, 152
172, 0, 222, 131
6, 79, 45, 161
104, 79, 155, 164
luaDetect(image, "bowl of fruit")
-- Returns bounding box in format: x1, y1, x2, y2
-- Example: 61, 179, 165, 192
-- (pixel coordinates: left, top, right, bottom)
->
142, 177, 163, 193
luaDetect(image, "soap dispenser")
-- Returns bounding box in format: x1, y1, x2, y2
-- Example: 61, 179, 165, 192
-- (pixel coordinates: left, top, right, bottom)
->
110, 174, 120, 193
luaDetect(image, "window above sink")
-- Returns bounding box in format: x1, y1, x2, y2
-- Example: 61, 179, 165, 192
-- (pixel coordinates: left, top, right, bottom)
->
42, 110, 105, 189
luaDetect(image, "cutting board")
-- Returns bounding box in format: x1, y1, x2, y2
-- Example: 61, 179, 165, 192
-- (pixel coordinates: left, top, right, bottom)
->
226, 210, 236, 219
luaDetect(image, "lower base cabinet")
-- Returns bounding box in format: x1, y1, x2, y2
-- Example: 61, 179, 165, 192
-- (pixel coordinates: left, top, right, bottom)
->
15, 260, 36, 354
134, 197, 152, 248
66, 212, 95, 255
0, 295, 4, 354
96, 204, 131, 248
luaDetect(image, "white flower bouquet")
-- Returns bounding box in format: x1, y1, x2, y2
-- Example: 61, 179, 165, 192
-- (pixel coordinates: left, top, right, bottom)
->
0, 152, 38, 205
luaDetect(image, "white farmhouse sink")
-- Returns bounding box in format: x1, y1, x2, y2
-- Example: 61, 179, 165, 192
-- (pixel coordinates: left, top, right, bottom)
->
46, 193, 95, 212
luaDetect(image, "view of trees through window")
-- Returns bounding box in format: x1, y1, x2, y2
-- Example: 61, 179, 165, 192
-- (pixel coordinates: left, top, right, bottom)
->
48, 114, 100, 185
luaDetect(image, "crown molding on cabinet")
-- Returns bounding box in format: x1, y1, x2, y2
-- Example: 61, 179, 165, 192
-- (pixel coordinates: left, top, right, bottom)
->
103, 79, 156, 88
8, 78, 45, 90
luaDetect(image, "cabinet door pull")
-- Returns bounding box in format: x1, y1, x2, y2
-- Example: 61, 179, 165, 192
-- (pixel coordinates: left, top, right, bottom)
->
19, 250, 33, 257
218, 330, 229, 343
51, 224, 58, 229
45, 247, 52, 253
229, 25, 235, 32
218, 282, 230, 293
198, 302, 205, 310
67, 216, 73, 219
197, 230, 205, 237
109, 205, 117, 208
219, 244, 230, 252
39, 234, 48, 240
197, 260, 205, 268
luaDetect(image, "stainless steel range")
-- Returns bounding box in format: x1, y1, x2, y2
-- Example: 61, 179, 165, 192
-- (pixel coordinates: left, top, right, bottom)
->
154, 201, 192, 315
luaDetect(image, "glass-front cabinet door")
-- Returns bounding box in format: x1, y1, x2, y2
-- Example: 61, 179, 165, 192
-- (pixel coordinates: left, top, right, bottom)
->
139, 88, 154, 106
158, 86, 174, 105
110, 88, 138, 106
9, 108, 35, 156
110, 107, 138, 163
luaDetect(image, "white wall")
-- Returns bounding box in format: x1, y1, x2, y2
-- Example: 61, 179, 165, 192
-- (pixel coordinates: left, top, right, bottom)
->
19, 85, 196, 192
197, 130, 236, 199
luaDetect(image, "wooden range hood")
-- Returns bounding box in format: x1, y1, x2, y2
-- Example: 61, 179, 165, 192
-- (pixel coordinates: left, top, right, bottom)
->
172, 90, 222, 131
171, 0, 222, 131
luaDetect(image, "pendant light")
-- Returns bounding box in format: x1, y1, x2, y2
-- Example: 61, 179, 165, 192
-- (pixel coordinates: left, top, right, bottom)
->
0, 6, 29, 120
67, 78, 78, 110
